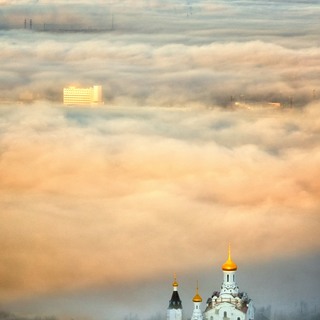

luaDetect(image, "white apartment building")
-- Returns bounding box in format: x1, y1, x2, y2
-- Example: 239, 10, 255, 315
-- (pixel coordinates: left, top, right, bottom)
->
63, 85, 103, 106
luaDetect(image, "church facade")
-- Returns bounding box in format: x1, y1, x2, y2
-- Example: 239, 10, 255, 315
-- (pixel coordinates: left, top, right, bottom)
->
167, 248, 254, 320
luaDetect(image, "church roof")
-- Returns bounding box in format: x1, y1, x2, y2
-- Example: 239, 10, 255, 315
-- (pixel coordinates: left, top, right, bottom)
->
222, 245, 237, 271
192, 283, 202, 302
192, 292, 202, 303
168, 291, 182, 309
168, 275, 182, 310
172, 274, 179, 287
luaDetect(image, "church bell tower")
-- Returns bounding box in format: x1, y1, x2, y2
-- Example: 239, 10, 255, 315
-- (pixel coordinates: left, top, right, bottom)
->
191, 283, 203, 320
167, 275, 182, 320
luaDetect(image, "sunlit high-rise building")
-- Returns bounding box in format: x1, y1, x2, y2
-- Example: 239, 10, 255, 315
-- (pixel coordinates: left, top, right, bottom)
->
63, 85, 103, 106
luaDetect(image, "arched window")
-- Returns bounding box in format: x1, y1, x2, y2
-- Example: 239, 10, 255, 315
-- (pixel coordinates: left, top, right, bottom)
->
233, 275, 235, 281
237, 317, 240, 320
223, 311, 227, 318
227, 275, 229, 282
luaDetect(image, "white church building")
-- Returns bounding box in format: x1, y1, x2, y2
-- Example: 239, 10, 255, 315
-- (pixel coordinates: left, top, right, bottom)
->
167, 248, 254, 320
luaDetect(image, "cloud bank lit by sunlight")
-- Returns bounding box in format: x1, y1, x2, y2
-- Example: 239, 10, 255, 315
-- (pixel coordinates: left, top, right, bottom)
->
1, 1, 320, 107
1, 1, 320, 319
1, 105, 319, 309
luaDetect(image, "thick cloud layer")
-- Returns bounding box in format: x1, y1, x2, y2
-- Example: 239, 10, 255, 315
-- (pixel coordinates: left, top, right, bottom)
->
1, 32, 319, 107
0, 104, 320, 319
0, 1, 320, 107
0, 1, 320, 319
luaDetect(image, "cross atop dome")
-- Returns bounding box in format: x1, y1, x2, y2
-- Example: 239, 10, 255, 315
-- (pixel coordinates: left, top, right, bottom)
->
172, 273, 179, 288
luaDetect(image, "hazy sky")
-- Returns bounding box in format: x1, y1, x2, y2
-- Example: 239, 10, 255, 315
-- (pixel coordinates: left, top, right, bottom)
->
0, 1, 320, 320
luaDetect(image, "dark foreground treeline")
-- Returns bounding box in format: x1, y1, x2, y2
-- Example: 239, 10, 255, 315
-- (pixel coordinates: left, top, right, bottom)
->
0, 312, 56, 320
1, 309, 320, 320
115, 309, 320, 320
267, 313, 320, 320
255, 305, 320, 320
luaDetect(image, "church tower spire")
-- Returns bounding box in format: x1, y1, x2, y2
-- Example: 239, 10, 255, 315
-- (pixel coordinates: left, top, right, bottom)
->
167, 274, 182, 320
220, 245, 239, 297
191, 282, 203, 320
222, 244, 237, 271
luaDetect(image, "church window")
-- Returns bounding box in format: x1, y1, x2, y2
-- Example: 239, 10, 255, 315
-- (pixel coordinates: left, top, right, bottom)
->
227, 275, 229, 282
233, 275, 235, 281
224, 311, 227, 318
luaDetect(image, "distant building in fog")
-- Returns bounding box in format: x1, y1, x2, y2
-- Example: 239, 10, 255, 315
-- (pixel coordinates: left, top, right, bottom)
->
63, 85, 103, 106
233, 101, 281, 110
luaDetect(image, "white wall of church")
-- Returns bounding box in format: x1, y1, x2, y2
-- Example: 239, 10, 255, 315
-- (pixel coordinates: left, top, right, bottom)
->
204, 304, 245, 320
167, 309, 182, 320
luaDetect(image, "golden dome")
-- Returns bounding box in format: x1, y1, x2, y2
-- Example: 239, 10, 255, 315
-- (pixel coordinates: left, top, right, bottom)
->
222, 245, 237, 271
172, 274, 179, 287
192, 282, 202, 302
193, 293, 202, 302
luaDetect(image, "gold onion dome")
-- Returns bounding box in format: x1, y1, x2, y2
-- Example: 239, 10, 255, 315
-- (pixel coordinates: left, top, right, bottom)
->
222, 245, 238, 271
193, 284, 202, 302
193, 293, 202, 303
172, 274, 179, 287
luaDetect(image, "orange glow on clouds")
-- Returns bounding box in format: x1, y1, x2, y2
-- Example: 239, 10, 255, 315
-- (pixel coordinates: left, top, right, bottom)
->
0, 104, 319, 302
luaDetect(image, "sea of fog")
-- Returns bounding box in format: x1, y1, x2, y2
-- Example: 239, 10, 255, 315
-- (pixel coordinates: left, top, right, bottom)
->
0, 1, 320, 320
0, 0, 319, 107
